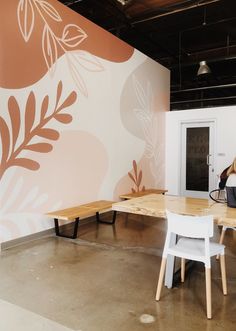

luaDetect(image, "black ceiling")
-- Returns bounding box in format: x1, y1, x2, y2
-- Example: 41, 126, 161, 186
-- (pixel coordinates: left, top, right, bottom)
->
58, 0, 236, 110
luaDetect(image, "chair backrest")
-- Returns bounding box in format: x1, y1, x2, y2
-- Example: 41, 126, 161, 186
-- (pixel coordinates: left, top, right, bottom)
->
166, 210, 214, 238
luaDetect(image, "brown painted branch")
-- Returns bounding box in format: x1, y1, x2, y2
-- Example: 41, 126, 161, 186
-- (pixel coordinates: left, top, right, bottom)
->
0, 89, 76, 181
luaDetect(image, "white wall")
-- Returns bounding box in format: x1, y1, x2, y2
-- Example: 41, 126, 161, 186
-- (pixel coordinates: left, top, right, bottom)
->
166, 106, 236, 195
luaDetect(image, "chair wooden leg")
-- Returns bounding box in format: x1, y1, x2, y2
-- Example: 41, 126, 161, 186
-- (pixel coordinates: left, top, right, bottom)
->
156, 257, 167, 301
181, 258, 185, 283
217, 228, 226, 260
205, 267, 212, 319
219, 254, 227, 295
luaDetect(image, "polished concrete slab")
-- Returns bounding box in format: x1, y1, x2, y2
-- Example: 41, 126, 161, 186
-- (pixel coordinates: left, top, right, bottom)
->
0, 212, 236, 330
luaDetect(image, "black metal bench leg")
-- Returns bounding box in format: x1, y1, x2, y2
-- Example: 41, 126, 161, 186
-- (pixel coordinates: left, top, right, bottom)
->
54, 218, 80, 239
96, 211, 117, 224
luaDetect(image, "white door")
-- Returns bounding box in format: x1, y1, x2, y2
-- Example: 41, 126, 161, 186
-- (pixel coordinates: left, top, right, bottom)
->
180, 121, 215, 198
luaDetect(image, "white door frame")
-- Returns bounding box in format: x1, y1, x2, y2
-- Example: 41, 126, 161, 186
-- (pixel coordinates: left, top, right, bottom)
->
180, 120, 216, 198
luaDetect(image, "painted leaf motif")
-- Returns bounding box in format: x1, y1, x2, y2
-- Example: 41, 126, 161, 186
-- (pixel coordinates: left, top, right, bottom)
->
137, 170, 142, 187
128, 172, 135, 183
38, 0, 62, 22
37, 128, 59, 140
8, 96, 21, 151
0, 117, 10, 164
25, 92, 36, 137
143, 124, 154, 146
25, 143, 53, 152
18, 186, 39, 211
54, 113, 72, 124
133, 76, 147, 110
42, 25, 58, 73
67, 53, 88, 96
134, 109, 150, 124
57, 91, 77, 112
55, 81, 63, 106
133, 160, 137, 178
17, 0, 35, 42
24, 143, 52, 153
62, 24, 87, 48
72, 51, 104, 71
40, 95, 49, 120
145, 144, 154, 159
13, 158, 40, 170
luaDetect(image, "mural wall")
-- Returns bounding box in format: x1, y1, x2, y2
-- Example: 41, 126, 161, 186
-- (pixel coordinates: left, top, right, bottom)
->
0, 0, 170, 243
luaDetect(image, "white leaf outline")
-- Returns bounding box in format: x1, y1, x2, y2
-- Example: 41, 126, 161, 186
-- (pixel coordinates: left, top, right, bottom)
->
133, 75, 148, 110
132, 74, 164, 186
16, 0, 93, 88
18, 186, 39, 211
61, 24, 88, 48
66, 52, 88, 96
0, 174, 61, 219
37, 0, 62, 22
32, 193, 48, 208
42, 25, 58, 74
0, 177, 24, 215
70, 50, 104, 72
0, 169, 17, 202
17, 0, 35, 42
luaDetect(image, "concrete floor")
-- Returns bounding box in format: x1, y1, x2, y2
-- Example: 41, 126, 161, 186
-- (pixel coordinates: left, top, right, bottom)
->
0, 212, 236, 331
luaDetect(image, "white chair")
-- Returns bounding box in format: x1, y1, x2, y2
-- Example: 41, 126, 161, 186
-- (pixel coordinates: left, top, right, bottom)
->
156, 210, 227, 319
217, 226, 236, 259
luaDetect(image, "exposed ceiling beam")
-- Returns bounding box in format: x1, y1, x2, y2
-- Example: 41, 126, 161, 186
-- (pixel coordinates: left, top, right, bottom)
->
131, 0, 221, 25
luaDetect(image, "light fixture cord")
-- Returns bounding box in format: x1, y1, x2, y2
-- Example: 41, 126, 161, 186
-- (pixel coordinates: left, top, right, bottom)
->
179, 32, 182, 90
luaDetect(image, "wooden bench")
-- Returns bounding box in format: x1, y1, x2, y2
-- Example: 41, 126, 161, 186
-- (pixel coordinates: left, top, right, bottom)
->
46, 200, 117, 239
119, 188, 167, 200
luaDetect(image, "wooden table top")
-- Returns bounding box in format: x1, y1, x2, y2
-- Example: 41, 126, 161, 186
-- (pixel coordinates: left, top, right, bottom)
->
112, 194, 236, 227
119, 189, 167, 199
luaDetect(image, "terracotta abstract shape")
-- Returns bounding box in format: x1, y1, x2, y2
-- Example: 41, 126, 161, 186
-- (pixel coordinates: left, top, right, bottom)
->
0, 0, 134, 88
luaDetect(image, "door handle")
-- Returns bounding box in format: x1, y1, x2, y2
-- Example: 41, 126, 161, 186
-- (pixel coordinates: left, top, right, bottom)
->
206, 154, 211, 166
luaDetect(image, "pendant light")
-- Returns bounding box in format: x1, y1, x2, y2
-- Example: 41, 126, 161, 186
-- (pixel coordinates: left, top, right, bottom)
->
197, 61, 211, 76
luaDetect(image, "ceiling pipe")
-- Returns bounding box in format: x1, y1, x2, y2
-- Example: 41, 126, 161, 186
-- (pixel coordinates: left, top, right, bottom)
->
63, 0, 83, 5
161, 50, 236, 70
186, 44, 236, 58
171, 95, 236, 104
131, 0, 221, 25
172, 83, 236, 93
179, 15, 236, 34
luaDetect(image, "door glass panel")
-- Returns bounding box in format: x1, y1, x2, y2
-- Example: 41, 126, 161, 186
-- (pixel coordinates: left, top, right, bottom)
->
186, 127, 209, 191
